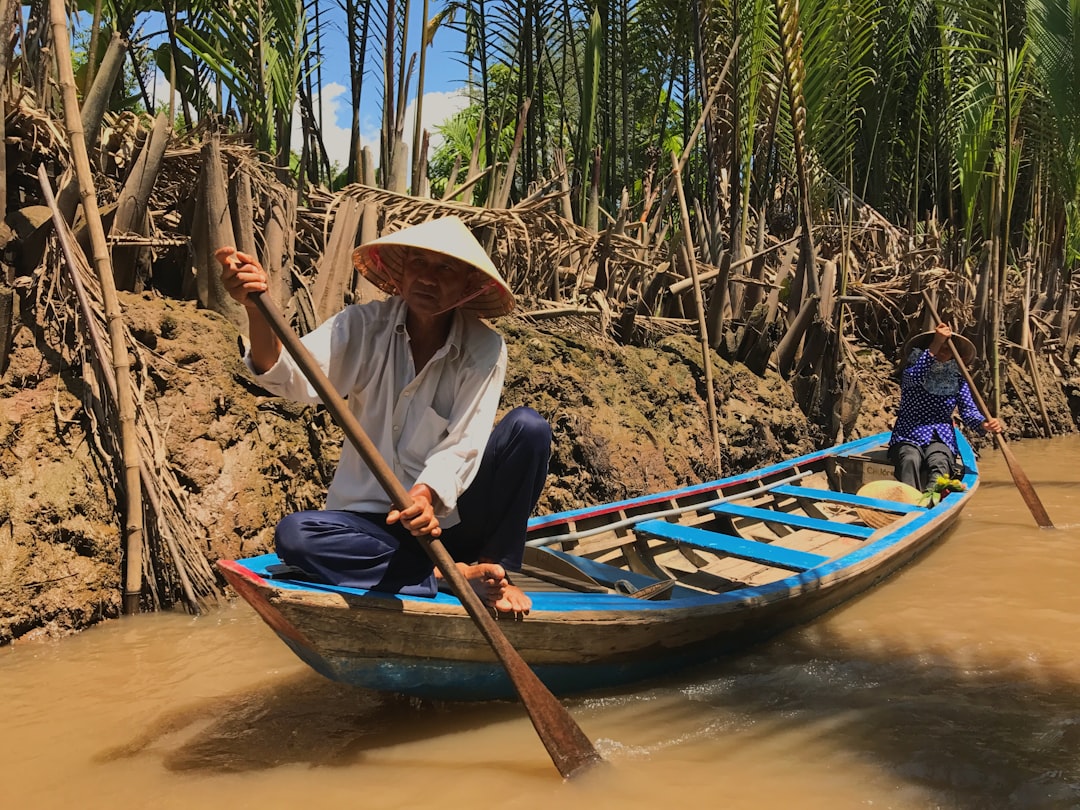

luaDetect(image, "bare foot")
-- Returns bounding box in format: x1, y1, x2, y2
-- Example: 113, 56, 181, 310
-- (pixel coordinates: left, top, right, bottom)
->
435, 562, 507, 606
434, 562, 531, 617
494, 584, 532, 617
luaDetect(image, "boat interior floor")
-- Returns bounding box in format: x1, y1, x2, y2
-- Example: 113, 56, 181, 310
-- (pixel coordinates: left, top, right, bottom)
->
262, 456, 930, 604
521, 468, 929, 599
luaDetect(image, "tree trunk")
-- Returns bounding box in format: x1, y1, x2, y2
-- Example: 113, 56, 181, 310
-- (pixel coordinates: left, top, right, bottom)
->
311, 194, 364, 324
201, 136, 247, 332
262, 182, 296, 308
110, 113, 170, 290
230, 166, 257, 259
775, 293, 820, 378
56, 32, 128, 222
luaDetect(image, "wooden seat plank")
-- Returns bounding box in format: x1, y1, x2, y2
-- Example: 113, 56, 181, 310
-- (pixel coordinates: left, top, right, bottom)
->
635, 520, 830, 572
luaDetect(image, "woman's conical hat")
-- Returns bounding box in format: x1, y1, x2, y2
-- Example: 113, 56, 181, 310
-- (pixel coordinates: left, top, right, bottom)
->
854, 480, 924, 529
351, 217, 514, 318
902, 330, 977, 365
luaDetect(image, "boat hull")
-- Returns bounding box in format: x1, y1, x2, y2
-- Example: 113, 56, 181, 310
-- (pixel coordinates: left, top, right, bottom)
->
219, 431, 977, 700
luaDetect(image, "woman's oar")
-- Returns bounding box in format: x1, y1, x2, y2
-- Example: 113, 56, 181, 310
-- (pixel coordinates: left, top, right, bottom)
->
921, 291, 1054, 528
248, 289, 603, 779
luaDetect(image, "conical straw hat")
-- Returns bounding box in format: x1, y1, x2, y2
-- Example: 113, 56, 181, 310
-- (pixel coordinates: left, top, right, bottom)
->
854, 480, 923, 530
902, 330, 977, 365
351, 217, 514, 318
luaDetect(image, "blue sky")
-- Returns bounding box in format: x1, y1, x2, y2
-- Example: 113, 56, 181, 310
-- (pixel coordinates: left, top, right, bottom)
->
125, 7, 472, 172
295, 7, 471, 171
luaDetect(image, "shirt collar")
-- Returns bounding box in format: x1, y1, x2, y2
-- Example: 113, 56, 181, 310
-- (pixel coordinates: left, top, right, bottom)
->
391, 297, 464, 360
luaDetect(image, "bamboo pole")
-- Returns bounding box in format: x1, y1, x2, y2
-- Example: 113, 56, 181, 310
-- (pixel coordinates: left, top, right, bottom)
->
671, 153, 722, 475
0, 0, 14, 225
49, 0, 144, 612
39, 164, 202, 613
0, 0, 12, 376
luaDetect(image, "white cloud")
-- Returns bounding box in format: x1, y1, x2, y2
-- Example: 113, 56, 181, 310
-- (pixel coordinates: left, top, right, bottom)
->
150, 63, 469, 182
402, 89, 471, 156
295, 83, 470, 178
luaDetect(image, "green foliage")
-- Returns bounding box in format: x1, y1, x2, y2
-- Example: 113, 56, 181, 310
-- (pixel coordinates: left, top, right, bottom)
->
174, 0, 310, 163
74, 0, 162, 19
801, 0, 881, 183
428, 81, 520, 199
55, 0, 1080, 289
1027, 0, 1080, 267
918, 475, 967, 507
152, 42, 213, 117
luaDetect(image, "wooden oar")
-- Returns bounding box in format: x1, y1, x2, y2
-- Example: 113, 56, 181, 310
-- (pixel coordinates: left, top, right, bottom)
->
920, 291, 1054, 528
248, 290, 604, 779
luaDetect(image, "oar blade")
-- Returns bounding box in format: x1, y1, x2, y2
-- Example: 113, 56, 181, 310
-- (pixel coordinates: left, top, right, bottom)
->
997, 439, 1054, 528
518, 671, 606, 779
431, 540, 604, 778
473, 618, 604, 779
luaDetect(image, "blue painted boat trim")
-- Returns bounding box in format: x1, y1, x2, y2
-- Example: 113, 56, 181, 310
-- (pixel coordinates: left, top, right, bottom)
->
232, 431, 977, 619
536, 546, 703, 599
525, 432, 890, 530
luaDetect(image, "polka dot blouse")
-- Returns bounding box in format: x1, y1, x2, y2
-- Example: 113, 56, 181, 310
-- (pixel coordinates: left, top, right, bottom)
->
889, 349, 986, 454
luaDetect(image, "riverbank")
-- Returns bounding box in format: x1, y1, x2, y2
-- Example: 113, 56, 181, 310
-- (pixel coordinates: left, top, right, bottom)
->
1, 288, 1076, 643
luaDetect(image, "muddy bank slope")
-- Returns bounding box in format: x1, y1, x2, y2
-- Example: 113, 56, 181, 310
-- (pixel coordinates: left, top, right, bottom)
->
1, 292, 1073, 643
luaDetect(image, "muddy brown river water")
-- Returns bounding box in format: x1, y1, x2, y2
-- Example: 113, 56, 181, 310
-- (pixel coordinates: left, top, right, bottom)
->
3, 436, 1079, 809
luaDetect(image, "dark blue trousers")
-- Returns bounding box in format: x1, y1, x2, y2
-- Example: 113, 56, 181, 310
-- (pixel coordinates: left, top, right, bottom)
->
274, 407, 551, 596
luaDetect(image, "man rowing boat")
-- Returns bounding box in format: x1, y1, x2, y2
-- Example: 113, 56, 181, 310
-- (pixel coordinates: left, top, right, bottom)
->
216, 217, 549, 617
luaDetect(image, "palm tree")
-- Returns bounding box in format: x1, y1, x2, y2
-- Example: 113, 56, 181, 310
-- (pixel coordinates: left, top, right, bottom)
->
1026, 0, 1080, 351
175, 0, 309, 168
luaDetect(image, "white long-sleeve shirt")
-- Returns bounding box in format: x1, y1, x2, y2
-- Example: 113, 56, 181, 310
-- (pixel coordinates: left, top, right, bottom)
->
247, 296, 507, 528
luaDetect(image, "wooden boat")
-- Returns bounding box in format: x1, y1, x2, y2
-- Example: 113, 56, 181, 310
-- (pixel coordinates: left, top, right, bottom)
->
219, 430, 978, 701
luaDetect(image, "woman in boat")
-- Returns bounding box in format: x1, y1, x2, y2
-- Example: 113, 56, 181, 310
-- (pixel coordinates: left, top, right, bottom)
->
888, 323, 1002, 493
215, 217, 546, 616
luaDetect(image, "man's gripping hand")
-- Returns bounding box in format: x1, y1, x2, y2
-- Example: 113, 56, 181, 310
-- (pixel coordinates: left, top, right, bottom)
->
386, 483, 442, 538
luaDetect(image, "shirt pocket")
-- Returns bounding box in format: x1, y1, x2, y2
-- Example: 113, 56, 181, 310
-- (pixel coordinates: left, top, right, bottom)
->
401, 407, 450, 468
